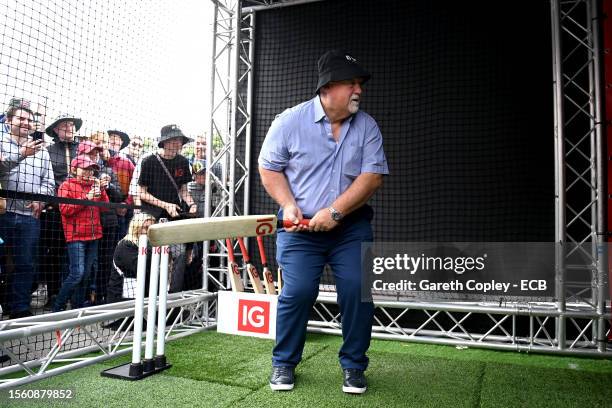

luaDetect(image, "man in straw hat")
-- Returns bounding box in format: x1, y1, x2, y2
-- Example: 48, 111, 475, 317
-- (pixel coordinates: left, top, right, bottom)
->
46, 113, 83, 187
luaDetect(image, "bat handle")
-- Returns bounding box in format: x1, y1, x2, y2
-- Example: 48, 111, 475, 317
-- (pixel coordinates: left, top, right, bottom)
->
236, 237, 250, 262
226, 238, 236, 263
256, 235, 268, 264
281, 219, 311, 229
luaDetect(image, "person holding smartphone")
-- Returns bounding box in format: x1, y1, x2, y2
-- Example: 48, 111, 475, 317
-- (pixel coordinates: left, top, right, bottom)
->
0, 99, 55, 318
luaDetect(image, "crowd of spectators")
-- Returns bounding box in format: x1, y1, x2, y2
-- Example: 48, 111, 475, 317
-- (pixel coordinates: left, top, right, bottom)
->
0, 97, 221, 319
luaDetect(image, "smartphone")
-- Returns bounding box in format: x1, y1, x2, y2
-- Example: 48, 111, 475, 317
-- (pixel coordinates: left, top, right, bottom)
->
31, 131, 44, 141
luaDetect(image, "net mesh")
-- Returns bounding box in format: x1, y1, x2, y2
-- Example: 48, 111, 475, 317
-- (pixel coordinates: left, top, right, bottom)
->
0, 0, 212, 366
0, 0, 561, 368
249, 0, 554, 290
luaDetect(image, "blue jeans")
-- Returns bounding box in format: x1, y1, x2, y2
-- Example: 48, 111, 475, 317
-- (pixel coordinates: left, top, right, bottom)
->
0, 212, 40, 314
53, 240, 99, 312
273, 212, 374, 371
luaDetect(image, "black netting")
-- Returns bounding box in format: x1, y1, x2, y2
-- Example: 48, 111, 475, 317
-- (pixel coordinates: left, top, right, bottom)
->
249, 0, 554, 286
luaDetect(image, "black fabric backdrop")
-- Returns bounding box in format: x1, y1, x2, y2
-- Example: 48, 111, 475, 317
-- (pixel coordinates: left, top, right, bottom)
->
248, 0, 554, 281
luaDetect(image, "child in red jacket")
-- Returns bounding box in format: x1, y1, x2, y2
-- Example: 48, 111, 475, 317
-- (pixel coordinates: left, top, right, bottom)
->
53, 155, 109, 312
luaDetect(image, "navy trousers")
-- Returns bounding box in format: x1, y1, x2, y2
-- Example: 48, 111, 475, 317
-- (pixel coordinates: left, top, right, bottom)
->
273, 211, 374, 371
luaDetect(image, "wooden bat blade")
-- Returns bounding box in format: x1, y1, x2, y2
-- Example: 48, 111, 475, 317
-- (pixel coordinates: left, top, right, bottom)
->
147, 215, 277, 247
263, 268, 276, 295
247, 264, 265, 294
228, 261, 244, 292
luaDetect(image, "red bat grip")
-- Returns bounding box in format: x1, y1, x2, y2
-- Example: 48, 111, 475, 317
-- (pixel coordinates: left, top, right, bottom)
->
225, 238, 236, 263
256, 235, 268, 265
236, 237, 250, 262
281, 219, 311, 228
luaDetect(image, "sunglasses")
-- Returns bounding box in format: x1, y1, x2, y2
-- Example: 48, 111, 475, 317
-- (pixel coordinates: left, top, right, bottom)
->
131, 142, 143, 148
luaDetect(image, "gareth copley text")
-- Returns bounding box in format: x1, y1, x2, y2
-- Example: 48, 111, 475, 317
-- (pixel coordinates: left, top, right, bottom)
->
372, 279, 548, 293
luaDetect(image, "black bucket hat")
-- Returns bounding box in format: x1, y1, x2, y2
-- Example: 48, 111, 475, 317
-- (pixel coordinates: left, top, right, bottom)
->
108, 130, 130, 150
315, 49, 371, 94
158, 124, 193, 148
45, 113, 83, 137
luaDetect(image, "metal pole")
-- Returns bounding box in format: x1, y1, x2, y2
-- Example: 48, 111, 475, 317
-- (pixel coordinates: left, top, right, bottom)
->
587, 0, 599, 346
243, 10, 254, 219
229, 1, 243, 286
551, 0, 567, 350
228, 1, 241, 218
590, 0, 608, 352
241, 11, 255, 252
203, 0, 220, 292
242, 0, 325, 13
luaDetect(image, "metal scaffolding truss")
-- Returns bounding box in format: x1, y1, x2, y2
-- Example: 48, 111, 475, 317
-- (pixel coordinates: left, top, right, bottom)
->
555, 0, 601, 305
552, 0, 607, 350
309, 294, 611, 357
0, 291, 217, 389
205, 0, 256, 290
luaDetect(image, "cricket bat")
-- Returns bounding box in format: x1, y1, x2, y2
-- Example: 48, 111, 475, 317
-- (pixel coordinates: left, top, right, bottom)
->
277, 267, 283, 294
256, 235, 276, 295
237, 237, 265, 294
225, 238, 244, 292
147, 215, 278, 247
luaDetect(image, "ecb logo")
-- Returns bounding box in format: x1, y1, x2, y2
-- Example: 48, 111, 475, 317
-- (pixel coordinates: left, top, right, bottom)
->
238, 299, 270, 334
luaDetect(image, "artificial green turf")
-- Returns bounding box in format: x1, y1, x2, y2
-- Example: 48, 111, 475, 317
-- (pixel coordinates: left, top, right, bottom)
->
3, 331, 612, 408
161, 332, 327, 390
235, 348, 483, 408
368, 339, 612, 374
1, 363, 250, 408
479, 363, 612, 408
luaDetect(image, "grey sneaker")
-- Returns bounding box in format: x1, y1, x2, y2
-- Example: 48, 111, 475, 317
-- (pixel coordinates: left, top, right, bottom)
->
30, 284, 47, 308
342, 368, 367, 394
269, 366, 295, 391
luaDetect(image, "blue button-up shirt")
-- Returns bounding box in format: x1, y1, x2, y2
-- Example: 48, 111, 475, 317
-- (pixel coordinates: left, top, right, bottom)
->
258, 96, 389, 216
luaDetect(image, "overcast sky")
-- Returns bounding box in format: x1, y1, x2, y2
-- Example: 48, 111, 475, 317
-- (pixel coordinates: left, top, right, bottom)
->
0, 0, 214, 141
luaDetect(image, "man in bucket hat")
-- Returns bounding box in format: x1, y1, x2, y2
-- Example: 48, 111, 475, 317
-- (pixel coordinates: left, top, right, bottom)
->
107, 130, 130, 154
138, 124, 196, 293
259, 50, 388, 394
46, 113, 83, 188
138, 124, 195, 221
106, 130, 135, 240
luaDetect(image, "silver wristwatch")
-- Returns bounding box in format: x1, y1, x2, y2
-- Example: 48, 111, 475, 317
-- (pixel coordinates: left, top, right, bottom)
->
328, 206, 344, 222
